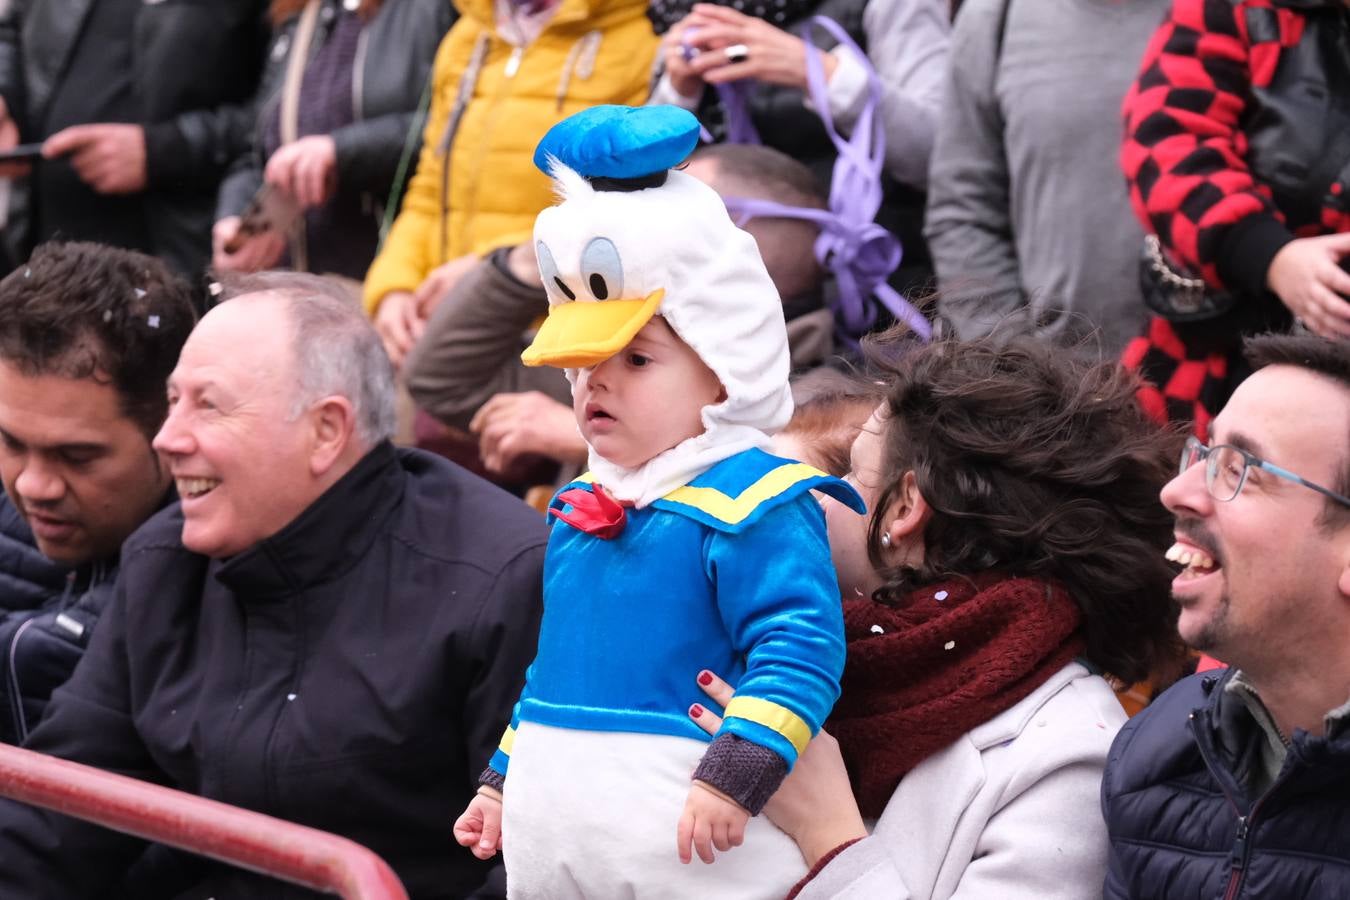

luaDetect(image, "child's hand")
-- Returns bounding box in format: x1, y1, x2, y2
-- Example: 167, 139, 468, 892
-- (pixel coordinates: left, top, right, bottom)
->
677, 780, 749, 864
453, 787, 504, 860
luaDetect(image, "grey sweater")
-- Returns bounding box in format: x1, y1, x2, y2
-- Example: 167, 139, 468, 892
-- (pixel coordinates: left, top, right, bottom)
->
925, 0, 1169, 356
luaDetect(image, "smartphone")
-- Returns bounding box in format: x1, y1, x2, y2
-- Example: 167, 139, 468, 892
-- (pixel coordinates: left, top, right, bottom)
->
0, 143, 44, 163
224, 184, 301, 253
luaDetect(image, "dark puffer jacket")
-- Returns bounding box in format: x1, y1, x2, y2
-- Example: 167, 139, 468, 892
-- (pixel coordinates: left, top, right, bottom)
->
1102, 668, 1350, 899
0, 492, 116, 746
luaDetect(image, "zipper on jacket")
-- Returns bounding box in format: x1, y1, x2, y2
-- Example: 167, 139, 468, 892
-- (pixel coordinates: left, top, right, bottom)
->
352, 23, 370, 122
7, 618, 37, 742
437, 32, 490, 261
1190, 702, 1296, 900
6, 569, 82, 742
1222, 816, 1248, 900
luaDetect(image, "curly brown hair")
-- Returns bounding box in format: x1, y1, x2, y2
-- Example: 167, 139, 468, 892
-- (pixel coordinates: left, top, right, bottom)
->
0, 242, 197, 439
862, 332, 1184, 684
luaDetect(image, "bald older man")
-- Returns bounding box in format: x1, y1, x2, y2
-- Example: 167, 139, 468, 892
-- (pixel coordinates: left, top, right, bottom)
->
0, 274, 547, 899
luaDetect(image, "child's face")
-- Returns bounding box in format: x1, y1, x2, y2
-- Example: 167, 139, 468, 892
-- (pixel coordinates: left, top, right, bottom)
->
573, 317, 724, 469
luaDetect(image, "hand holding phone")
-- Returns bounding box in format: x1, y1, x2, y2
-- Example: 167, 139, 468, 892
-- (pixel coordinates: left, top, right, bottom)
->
0, 143, 43, 163
223, 184, 301, 253
0, 97, 33, 179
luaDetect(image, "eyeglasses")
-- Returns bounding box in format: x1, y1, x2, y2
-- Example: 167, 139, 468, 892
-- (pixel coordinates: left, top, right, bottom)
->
1180, 435, 1350, 506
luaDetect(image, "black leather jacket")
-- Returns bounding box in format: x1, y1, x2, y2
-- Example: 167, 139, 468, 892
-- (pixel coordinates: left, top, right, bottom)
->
0, 0, 270, 275
216, 0, 455, 226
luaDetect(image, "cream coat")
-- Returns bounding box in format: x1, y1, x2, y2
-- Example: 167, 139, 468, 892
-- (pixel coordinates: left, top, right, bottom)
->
797, 663, 1124, 899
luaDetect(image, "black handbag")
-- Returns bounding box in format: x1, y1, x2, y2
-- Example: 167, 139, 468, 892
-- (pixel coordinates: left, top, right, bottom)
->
1138, 234, 1238, 323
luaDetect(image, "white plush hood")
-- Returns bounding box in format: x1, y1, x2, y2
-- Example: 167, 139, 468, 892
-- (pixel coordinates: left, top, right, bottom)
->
532, 164, 794, 506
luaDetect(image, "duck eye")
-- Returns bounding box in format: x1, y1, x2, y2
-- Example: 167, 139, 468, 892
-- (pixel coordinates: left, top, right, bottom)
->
536, 241, 575, 301
580, 237, 623, 302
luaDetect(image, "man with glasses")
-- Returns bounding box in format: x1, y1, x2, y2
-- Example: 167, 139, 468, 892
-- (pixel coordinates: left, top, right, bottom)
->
1101, 333, 1350, 899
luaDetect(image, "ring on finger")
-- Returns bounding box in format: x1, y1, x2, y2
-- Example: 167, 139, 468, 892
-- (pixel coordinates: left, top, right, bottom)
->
723, 43, 749, 64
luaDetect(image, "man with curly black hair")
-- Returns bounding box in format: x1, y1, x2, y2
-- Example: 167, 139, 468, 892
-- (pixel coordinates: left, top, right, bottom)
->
0, 241, 194, 744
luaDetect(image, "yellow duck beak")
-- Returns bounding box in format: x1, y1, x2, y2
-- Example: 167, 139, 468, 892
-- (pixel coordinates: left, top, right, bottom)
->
521, 289, 665, 369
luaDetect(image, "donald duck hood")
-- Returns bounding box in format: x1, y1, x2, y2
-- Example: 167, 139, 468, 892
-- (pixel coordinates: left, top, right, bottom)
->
522, 105, 794, 507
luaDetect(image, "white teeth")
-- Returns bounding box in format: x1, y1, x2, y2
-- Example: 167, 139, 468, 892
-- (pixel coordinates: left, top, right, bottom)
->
1166, 543, 1215, 570
177, 477, 220, 499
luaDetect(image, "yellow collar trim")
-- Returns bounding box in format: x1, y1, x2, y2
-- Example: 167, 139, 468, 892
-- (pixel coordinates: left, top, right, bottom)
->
660, 462, 824, 526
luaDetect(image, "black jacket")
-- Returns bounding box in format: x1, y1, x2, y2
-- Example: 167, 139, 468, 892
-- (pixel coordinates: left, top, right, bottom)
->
0, 443, 547, 899
1102, 668, 1350, 899
0, 492, 146, 746
216, 0, 456, 238
0, 0, 269, 275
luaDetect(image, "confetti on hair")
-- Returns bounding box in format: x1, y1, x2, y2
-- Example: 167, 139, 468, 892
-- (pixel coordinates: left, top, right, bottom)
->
943, 640, 956, 651
134, 288, 147, 299
208, 281, 223, 296
22, 268, 29, 278
147, 315, 160, 328
103, 310, 113, 323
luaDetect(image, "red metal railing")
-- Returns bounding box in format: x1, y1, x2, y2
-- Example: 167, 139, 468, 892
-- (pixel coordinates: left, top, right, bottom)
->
0, 743, 407, 899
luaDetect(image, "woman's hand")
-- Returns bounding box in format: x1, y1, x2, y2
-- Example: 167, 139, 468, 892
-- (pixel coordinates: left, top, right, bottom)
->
661, 16, 711, 99
676, 4, 837, 92
689, 670, 867, 867
1266, 232, 1350, 339
265, 135, 338, 209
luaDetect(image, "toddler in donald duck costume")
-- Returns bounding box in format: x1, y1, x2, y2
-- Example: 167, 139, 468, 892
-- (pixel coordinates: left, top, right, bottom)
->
453, 104, 864, 899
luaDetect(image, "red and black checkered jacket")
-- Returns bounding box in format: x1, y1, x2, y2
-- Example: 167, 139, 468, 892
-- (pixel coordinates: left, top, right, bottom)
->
1121, 0, 1350, 298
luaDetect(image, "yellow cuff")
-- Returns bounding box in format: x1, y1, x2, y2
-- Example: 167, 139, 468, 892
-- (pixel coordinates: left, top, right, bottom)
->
724, 696, 812, 757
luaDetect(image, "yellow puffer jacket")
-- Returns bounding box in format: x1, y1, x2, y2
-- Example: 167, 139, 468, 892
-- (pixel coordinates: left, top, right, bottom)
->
362, 0, 657, 313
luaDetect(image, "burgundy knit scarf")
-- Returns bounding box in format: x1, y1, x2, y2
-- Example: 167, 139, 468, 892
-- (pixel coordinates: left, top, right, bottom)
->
828, 574, 1085, 819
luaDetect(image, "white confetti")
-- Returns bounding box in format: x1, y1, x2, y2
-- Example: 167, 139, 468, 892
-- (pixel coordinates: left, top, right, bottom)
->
286, 693, 297, 702
147, 315, 160, 328
934, 590, 949, 602
102, 310, 112, 322
870, 624, 884, 635
943, 640, 956, 651
134, 288, 147, 299
208, 281, 224, 296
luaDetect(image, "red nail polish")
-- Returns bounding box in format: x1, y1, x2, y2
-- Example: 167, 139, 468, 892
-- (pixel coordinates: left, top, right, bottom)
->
698, 671, 713, 686
690, 704, 704, 718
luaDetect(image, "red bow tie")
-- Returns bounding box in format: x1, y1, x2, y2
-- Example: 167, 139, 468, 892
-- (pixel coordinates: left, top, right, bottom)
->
551, 483, 629, 539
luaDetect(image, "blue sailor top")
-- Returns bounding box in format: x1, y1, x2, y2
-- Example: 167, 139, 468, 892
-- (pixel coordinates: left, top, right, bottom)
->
489, 447, 865, 778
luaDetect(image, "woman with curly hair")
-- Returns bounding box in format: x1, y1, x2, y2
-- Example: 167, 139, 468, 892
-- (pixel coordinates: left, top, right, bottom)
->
688, 333, 1185, 899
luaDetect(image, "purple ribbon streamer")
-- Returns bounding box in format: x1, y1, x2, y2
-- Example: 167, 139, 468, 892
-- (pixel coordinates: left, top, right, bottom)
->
711, 15, 931, 344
